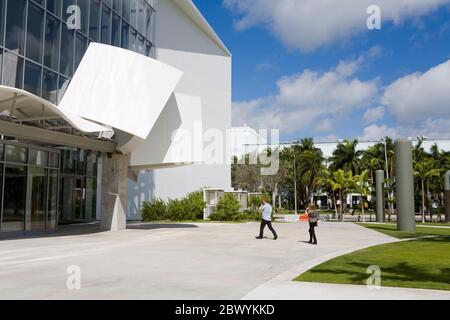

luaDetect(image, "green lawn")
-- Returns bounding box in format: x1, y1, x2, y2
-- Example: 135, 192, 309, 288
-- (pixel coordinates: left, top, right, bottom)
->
294, 224, 450, 291
357, 223, 450, 239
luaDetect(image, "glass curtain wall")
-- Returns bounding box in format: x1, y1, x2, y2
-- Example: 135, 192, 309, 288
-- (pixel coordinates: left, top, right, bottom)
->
0, 0, 156, 104
59, 148, 99, 224
0, 142, 60, 234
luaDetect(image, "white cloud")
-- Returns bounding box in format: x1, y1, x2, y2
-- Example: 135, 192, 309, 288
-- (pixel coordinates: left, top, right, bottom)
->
360, 124, 400, 141
232, 62, 379, 133
363, 106, 385, 123
382, 60, 450, 124
317, 119, 334, 132
223, 0, 450, 52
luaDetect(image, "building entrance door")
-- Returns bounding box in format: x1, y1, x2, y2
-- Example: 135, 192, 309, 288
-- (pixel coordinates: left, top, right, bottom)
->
60, 176, 86, 224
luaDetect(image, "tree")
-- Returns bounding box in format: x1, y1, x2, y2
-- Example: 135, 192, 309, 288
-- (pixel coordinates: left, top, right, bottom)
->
354, 170, 371, 223
330, 139, 363, 174
414, 159, 441, 223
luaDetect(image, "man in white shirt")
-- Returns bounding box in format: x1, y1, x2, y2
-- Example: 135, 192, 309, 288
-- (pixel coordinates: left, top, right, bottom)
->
256, 198, 278, 240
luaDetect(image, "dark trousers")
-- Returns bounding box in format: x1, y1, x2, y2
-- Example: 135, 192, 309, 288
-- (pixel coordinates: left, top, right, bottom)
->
309, 222, 318, 244
259, 220, 278, 238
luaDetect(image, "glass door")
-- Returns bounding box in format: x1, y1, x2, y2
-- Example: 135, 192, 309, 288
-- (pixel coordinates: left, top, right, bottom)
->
26, 167, 48, 231
73, 178, 86, 222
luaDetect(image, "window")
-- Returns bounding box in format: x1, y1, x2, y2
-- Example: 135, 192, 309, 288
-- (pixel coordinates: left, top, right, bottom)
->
111, 13, 121, 47
101, 4, 112, 45
89, 0, 101, 41
121, 20, 129, 49
5, 145, 27, 163
0, 0, 6, 47
44, 14, 60, 71
5, 0, 27, 55
42, 69, 58, 104
24, 61, 42, 96
26, 2, 45, 63
78, 0, 89, 36
46, 0, 61, 18
2, 164, 27, 233
60, 27, 74, 77
2, 52, 24, 89
29, 149, 48, 167
113, 0, 122, 15
75, 32, 87, 70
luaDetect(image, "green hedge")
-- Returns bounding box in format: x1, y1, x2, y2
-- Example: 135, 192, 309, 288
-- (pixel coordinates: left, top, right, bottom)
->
209, 194, 261, 222
141, 190, 206, 222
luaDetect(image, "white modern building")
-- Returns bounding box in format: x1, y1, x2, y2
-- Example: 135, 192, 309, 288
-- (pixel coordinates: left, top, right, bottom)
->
0, 0, 231, 235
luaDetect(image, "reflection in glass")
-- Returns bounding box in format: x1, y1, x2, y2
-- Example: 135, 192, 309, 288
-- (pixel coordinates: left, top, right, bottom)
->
29, 149, 48, 167
48, 169, 58, 230
62, 149, 76, 174
49, 152, 60, 168
44, 14, 60, 71
111, 13, 121, 47
5, 0, 26, 54
85, 177, 97, 221
78, 0, 89, 35
5, 145, 27, 163
2, 164, 26, 233
42, 69, 58, 104
58, 75, 70, 104
26, 3, 45, 63
0, 0, 5, 47
61, 176, 73, 223
24, 61, 42, 96
27, 167, 47, 231
60, 27, 74, 77
101, 5, 112, 45
75, 32, 87, 70
3, 52, 24, 89
47, 0, 61, 18
121, 21, 129, 49
89, 0, 100, 41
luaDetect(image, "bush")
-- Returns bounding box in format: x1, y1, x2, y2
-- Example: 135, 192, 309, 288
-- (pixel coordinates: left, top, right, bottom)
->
141, 198, 167, 221
185, 191, 206, 220
209, 193, 241, 221
249, 195, 262, 209
141, 190, 206, 222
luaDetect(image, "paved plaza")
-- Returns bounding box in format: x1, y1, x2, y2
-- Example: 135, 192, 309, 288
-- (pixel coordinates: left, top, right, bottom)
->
0, 221, 448, 300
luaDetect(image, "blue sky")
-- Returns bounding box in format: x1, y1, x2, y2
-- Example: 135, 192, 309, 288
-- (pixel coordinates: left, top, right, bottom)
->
193, 0, 450, 142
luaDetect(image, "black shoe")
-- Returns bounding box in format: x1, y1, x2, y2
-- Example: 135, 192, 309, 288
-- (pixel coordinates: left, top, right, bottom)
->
274, 236, 278, 240
308, 240, 312, 244
255, 236, 263, 240
313, 242, 318, 245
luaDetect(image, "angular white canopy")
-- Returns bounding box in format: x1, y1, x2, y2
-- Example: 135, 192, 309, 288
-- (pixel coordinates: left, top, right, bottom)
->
129, 92, 203, 170
59, 43, 183, 141
0, 85, 112, 134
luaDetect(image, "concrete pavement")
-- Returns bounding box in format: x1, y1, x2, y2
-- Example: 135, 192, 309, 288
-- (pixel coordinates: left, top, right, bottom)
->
0, 221, 447, 300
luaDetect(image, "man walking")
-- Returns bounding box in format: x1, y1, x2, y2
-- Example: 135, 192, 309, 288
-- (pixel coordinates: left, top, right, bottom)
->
256, 198, 278, 240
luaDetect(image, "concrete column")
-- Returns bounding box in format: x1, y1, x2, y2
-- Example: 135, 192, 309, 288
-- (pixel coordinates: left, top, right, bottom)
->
394, 140, 416, 231
445, 171, 450, 223
100, 153, 129, 231
375, 170, 385, 223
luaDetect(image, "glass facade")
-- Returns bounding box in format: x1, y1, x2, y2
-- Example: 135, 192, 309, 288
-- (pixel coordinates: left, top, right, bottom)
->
0, 142, 61, 234
0, 0, 156, 104
0, 141, 101, 235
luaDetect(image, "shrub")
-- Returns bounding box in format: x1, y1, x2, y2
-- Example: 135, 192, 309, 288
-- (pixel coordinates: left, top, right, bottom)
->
249, 195, 262, 209
141, 198, 167, 221
166, 198, 189, 221
209, 193, 241, 221
185, 190, 206, 220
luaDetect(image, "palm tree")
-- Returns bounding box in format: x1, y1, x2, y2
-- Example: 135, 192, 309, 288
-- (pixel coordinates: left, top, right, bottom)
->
414, 159, 441, 223
354, 170, 371, 223
332, 169, 354, 221
331, 139, 363, 174
298, 149, 324, 203
317, 169, 339, 219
